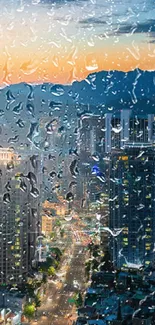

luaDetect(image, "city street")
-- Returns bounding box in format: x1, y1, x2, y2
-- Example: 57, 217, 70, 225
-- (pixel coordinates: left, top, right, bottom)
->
32, 244, 86, 325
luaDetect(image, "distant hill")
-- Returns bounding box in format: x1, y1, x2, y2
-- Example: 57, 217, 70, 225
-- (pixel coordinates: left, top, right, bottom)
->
1, 68, 155, 113
69, 68, 155, 113
0, 69, 155, 148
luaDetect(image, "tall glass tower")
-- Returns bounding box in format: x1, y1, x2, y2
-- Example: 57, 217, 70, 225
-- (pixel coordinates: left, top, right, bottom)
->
109, 145, 155, 268
0, 148, 41, 285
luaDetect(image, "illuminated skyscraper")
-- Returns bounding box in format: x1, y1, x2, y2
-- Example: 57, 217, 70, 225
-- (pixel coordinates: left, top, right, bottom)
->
109, 145, 155, 268
0, 149, 41, 285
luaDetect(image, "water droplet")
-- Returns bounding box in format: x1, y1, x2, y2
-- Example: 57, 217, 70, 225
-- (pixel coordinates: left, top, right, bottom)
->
0, 110, 4, 117
7, 161, 14, 171
64, 215, 72, 222
3, 193, 11, 204
66, 192, 74, 202
27, 172, 37, 185
46, 119, 57, 134
27, 103, 34, 116
112, 126, 122, 133
69, 160, 78, 177
20, 180, 27, 192
12, 102, 23, 114
5, 181, 11, 191
50, 85, 64, 96
6, 90, 15, 102
92, 153, 100, 162
30, 155, 38, 169
8, 135, 19, 144
49, 171, 56, 178
30, 186, 40, 198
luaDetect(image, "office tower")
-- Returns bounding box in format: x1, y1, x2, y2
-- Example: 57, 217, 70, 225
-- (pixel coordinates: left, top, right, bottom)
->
109, 145, 155, 268
0, 148, 41, 285
77, 114, 106, 203
105, 112, 121, 153
106, 111, 155, 153
78, 114, 108, 155
78, 111, 155, 155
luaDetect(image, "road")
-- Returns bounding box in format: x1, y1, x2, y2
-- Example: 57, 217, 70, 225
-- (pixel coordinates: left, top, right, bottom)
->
33, 244, 86, 325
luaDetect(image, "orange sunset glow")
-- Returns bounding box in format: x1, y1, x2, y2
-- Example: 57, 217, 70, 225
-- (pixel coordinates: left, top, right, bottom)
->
0, 0, 155, 86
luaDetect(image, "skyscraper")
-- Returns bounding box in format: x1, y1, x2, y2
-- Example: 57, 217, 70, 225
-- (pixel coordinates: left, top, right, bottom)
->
109, 145, 155, 268
106, 111, 155, 153
77, 114, 106, 203
0, 148, 41, 285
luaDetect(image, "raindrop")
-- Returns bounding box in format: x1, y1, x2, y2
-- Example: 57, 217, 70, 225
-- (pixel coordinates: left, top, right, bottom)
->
3, 193, 11, 204
27, 84, 34, 100
8, 135, 19, 144
20, 180, 27, 192
92, 153, 100, 161
30, 155, 38, 169
69, 181, 77, 189
96, 214, 101, 221
45, 119, 57, 134
57, 171, 63, 179
27, 171, 37, 185
16, 119, 25, 128
112, 126, 122, 133
49, 171, 56, 178
41, 84, 47, 92
66, 192, 74, 202
50, 85, 64, 96
30, 186, 39, 198
5, 181, 11, 191
0, 110, 4, 117
6, 90, 15, 102
64, 215, 73, 222
31, 208, 37, 218
12, 102, 23, 114
18, 221, 24, 227
69, 160, 78, 177
101, 227, 124, 237
7, 161, 14, 171
27, 103, 34, 116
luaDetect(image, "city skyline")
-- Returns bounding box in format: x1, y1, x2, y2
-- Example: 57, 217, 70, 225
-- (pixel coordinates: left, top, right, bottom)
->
0, 0, 155, 86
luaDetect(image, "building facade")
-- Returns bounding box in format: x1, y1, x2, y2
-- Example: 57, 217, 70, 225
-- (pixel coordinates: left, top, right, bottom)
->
109, 145, 155, 268
0, 148, 41, 285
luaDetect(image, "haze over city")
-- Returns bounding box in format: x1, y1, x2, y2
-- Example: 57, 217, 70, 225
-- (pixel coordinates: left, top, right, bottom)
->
1, 0, 155, 325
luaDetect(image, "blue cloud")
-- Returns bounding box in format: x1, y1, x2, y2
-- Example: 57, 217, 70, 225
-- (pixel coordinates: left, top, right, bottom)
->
79, 17, 107, 26
116, 20, 155, 35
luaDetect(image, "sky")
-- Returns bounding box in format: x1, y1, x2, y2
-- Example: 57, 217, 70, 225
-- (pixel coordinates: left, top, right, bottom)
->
0, 0, 155, 85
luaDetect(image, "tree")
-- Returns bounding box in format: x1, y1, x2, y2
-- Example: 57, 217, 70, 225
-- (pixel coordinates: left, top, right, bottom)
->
26, 281, 38, 298
34, 294, 41, 309
100, 250, 113, 271
23, 303, 35, 321
50, 247, 62, 261
91, 258, 100, 271
54, 219, 61, 228
48, 266, 56, 276
88, 242, 95, 256
60, 228, 65, 238
50, 231, 56, 240
74, 292, 83, 308
54, 260, 59, 268
42, 273, 47, 284
92, 246, 100, 258
85, 260, 91, 280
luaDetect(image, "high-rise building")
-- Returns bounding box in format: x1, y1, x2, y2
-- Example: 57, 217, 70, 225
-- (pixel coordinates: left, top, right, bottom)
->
78, 111, 155, 156
106, 111, 155, 153
0, 148, 41, 285
109, 145, 155, 268
77, 114, 106, 201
